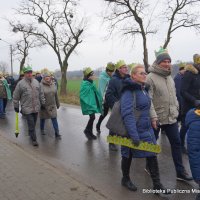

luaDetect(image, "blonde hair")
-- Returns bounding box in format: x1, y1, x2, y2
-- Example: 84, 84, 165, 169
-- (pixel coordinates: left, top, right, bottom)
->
130, 64, 145, 75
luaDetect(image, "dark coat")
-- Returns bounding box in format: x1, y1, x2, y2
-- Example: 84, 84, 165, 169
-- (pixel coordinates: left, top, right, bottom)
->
174, 72, 184, 120
186, 108, 200, 182
120, 78, 156, 158
105, 70, 130, 109
181, 65, 200, 116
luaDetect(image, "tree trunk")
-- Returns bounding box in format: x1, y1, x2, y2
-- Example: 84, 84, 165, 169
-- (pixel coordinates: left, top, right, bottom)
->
19, 58, 25, 74
60, 63, 68, 96
142, 34, 149, 72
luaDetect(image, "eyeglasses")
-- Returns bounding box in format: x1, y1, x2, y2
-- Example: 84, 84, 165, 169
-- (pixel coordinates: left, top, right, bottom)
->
137, 72, 147, 76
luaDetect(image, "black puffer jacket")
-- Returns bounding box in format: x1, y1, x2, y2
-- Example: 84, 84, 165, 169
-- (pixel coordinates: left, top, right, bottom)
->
180, 64, 200, 115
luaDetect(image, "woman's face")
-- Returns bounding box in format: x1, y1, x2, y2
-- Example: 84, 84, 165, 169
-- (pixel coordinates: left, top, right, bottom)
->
44, 76, 51, 82
131, 67, 147, 84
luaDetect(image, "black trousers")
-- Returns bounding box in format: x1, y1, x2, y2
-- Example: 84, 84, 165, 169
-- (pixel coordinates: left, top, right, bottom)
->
25, 113, 38, 141
97, 102, 109, 127
85, 114, 95, 132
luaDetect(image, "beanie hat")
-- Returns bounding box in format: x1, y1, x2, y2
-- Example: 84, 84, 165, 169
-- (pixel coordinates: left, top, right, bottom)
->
23, 66, 32, 73
115, 60, 126, 69
83, 67, 94, 77
106, 62, 115, 71
155, 47, 171, 64
193, 54, 200, 64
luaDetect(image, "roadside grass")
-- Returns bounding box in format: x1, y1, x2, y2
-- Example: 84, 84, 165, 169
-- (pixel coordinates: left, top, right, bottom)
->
58, 79, 98, 105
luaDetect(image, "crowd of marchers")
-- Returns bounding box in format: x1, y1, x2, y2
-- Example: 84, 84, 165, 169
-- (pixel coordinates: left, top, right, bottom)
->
0, 48, 200, 199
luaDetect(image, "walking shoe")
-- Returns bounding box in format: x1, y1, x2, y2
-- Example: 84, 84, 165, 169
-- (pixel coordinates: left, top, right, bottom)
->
121, 177, 137, 191
90, 134, 97, 140
177, 171, 193, 181
41, 129, 46, 135
144, 168, 150, 175
32, 140, 39, 147
55, 134, 62, 140
109, 143, 118, 151
181, 146, 188, 154
96, 124, 101, 134
84, 130, 92, 140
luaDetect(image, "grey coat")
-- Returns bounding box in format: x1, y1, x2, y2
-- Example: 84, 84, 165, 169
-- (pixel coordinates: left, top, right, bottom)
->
13, 78, 45, 114
147, 63, 179, 125
39, 80, 60, 119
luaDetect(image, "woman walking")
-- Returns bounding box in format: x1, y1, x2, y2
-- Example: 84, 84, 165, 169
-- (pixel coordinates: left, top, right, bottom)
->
40, 72, 61, 139
120, 64, 169, 194
80, 67, 102, 140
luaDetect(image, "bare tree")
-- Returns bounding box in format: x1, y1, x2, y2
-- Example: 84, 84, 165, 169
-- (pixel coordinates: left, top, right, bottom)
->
0, 62, 9, 73
14, 0, 85, 96
9, 23, 42, 74
162, 0, 200, 48
103, 0, 157, 71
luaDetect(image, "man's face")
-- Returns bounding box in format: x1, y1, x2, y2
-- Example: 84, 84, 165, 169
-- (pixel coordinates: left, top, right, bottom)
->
158, 59, 171, 71
24, 71, 33, 79
118, 65, 129, 76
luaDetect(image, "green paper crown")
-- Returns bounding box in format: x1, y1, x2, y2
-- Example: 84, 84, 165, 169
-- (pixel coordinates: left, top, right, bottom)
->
115, 60, 126, 69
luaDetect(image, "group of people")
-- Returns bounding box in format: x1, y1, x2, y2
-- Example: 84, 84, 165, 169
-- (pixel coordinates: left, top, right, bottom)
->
0, 66, 61, 146
1, 48, 200, 198
79, 48, 200, 198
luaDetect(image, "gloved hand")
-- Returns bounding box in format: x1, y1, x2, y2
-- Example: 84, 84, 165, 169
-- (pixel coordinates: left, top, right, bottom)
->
41, 105, 46, 110
131, 139, 140, 147
14, 107, 19, 113
194, 100, 200, 108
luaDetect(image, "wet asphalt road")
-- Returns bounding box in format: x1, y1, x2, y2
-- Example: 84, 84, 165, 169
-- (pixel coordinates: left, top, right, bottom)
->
0, 102, 198, 200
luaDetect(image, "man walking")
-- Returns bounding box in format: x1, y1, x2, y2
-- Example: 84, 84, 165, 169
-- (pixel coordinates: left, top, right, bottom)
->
146, 47, 192, 182
180, 54, 200, 154
105, 60, 129, 151
96, 62, 115, 133
13, 66, 45, 146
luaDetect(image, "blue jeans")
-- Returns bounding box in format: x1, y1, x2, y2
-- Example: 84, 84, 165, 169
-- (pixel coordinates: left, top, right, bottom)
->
154, 122, 185, 174
40, 118, 59, 133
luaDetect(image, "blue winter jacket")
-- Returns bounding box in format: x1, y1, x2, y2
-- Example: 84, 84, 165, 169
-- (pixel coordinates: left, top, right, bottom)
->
186, 108, 200, 182
120, 78, 156, 158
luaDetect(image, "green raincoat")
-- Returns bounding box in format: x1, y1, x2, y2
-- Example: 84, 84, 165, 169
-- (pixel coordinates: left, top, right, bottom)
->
80, 80, 102, 115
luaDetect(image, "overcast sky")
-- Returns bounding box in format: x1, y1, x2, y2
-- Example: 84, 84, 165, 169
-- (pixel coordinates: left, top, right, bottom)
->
0, 0, 200, 73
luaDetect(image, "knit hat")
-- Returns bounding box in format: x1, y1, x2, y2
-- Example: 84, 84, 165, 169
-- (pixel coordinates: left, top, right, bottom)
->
193, 54, 200, 64
106, 62, 115, 71
0, 72, 3, 78
83, 67, 94, 77
115, 60, 126, 69
155, 47, 171, 64
23, 66, 32, 73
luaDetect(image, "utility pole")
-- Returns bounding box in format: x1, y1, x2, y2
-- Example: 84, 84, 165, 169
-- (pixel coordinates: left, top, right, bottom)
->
0, 38, 14, 76
10, 45, 13, 76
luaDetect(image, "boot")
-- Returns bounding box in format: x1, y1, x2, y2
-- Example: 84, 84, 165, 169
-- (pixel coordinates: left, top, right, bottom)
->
84, 129, 92, 140
89, 130, 97, 140
147, 156, 171, 195
121, 156, 137, 191
55, 131, 62, 140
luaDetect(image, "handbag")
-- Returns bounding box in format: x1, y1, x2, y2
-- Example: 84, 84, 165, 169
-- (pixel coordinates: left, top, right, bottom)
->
106, 92, 141, 136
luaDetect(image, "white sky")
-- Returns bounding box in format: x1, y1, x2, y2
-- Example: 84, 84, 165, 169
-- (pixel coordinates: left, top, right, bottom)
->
0, 0, 200, 73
